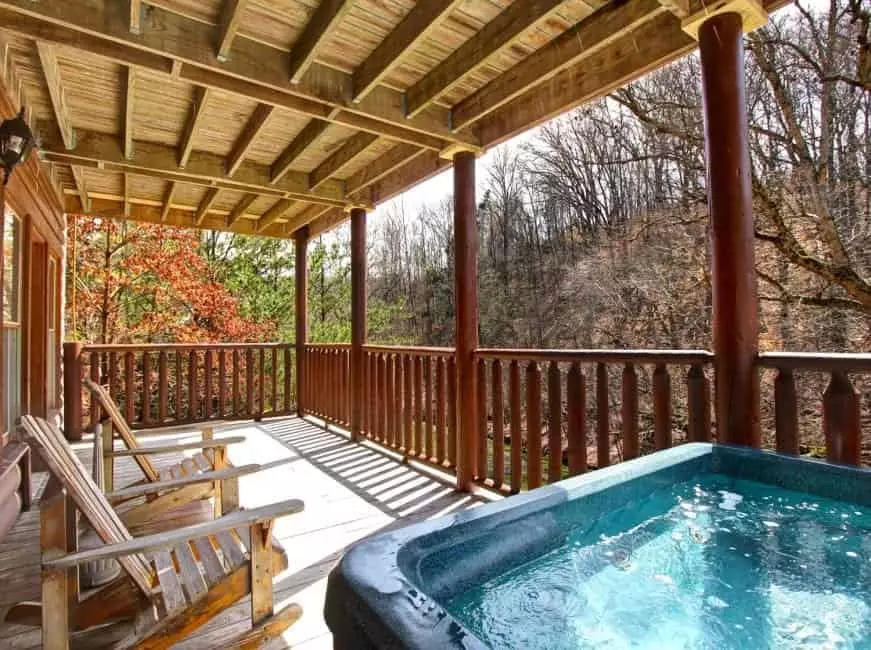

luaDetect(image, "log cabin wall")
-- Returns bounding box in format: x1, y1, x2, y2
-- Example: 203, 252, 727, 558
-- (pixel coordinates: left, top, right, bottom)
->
0, 62, 66, 541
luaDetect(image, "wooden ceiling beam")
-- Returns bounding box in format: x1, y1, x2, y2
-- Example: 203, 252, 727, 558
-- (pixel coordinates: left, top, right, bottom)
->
216, 0, 250, 62
35, 42, 75, 150
129, 0, 142, 34
122, 65, 136, 159
226, 103, 275, 176
40, 129, 351, 209
345, 143, 423, 196
351, 0, 464, 102
0, 0, 476, 149
308, 207, 347, 237
71, 164, 89, 211
367, 149, 449, 205
404, 0, 570, 118
194, 186, 221, 225
257, 198, 294, 232
451, 0, 668, 131
178, 86, 211, 168
270, 119, 329, 184
226, 192, 257, 227
160, 180, 176, 221
70, 196, 288, 238
283, 204, 331, 235
288, 0, 355, 84
309, 132, 378, 191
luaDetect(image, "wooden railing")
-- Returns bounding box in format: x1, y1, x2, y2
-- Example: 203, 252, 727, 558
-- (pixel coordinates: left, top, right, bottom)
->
301, 344, 350, 429
757, 352, 871, 465
473, 350, 714, 493
64, 342, 295, 438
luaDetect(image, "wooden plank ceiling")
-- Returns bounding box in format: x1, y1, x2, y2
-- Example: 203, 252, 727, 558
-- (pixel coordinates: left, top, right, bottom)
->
0, 0, 783, 239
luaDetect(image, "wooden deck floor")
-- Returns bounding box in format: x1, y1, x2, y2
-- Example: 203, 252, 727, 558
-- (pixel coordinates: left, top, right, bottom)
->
0, 416, 484, 649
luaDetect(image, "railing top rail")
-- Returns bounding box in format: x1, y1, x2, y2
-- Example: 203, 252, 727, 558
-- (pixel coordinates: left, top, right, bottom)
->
78, 342, 293, 351
475, 348, 715, 365
757, 351, 871, 372
305, 343, 351, 349
363, 344, 455, 356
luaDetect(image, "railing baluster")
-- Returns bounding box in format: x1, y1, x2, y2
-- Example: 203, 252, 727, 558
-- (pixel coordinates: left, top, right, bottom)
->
424, 356, 433, 461
385, 354, 395, 447
476, 358, 487, 479
447, 356, 457, 467
621, 363, 639, 460
258, 348, 265, 419
688, 364, 710, 442
526, 361, 542, 490
492, 359, 504, 488
377, 354, 386, 441
232, 349, 240, 417
108, 351, 119, 402
653, 363, 671, 450
404, 355, 413, 454
509, 360, 521, 493
823, 371, 861, 466
548, 361, 562, 483
596, 362, 609, 469
774, 367, 798, 455
218, 349, 227, 419
89, 350, 101, 430
142, 351, 152, 427
246, 348, 254, 417
284, 346, 292, 413
158, 350, 168, 424
188, 350, 198, 421
124, 351, 135, 424
271, 347, 278, 414
436, 357, 446, 465
413, 355, 423, 457
364, 352, 373, 437
204, 349, 213, 421
566, 362, 586, 476
175, 351, 183, 422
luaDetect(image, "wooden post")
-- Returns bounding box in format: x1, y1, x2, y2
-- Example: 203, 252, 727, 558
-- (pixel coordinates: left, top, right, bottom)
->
454, 150, 478, 492
699, 13, 760, 447
62, 342, 83, 441
295, 226, 308, 416
350, 207, 366, 442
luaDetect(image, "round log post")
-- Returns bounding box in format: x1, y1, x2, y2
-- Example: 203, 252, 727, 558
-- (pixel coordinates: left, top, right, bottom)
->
699, 13, 760, 447
350, 207, 367, 442
823, 372, 861, 465
295, 226, 309, 416
62, 342, 83, 441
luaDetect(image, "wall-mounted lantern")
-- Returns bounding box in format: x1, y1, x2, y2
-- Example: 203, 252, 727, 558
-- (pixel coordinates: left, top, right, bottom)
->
0, 108, 36, 185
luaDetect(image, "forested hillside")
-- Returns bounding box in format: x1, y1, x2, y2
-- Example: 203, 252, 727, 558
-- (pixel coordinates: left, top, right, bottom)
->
67, 0, 869, 362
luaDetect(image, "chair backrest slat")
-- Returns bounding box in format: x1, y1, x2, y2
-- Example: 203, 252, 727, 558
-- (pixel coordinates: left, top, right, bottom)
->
22, 416, 154, 595
84, 377, 160, 483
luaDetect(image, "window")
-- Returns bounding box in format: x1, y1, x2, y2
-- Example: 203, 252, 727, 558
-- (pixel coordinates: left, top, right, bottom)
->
3, 209, 21, 432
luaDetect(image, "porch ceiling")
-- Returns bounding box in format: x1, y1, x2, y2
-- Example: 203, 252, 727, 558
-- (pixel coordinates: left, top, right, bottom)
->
0, 0, 785, 239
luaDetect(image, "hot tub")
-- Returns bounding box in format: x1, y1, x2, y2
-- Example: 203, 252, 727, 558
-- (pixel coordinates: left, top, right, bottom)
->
325, 443, 871, 649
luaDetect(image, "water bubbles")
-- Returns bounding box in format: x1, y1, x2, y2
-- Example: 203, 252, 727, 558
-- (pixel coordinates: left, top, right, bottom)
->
846, 551, 859, 558
706, 595, 729, 609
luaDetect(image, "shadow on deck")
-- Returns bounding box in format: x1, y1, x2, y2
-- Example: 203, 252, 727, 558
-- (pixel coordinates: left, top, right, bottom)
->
0, 416, 483, 649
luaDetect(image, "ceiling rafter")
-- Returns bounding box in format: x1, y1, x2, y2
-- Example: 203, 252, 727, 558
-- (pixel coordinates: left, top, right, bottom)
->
345, 143, 424, 196
284, 204, 331, 236
122, 65, 136, 159
404, 0, 571, 118
75, 196, 288, 238
216, 0, 250, 62
35, 41, 75, 150
309, 132, 378, 191
129, 0, 142, 34
270, 119, 329, 184
71, 164, 89, 211
160, 180, 176, 221
178, 85, 211, 168
0, 0, 476, 150
351, 0, 464, 102
226, 192, 257, 227
257, 198, 294, 232
194, 186, 221, 225
40, 129, 352, 209
288, 0, 355, 84
226, 102, 275, 176
450, 0, 668, 131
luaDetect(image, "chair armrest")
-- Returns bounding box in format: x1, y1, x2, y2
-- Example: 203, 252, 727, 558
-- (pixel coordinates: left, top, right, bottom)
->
106, 436, 246, 457
106, 463, 262, 503
44, 498, 304, 570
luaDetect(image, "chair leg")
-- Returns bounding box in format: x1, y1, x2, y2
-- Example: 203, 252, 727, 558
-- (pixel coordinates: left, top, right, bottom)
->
250, 522, 274, 625
41, 490, 72, 650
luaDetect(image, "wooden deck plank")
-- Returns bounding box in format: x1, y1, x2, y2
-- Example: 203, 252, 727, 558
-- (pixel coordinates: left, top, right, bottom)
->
0, 416, 482, 648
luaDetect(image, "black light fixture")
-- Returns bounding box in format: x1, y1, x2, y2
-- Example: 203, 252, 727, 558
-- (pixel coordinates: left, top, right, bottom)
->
0, 108, 36, 185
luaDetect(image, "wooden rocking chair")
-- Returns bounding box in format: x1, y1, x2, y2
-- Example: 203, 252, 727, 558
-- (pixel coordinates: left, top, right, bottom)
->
84, 377, 261, 527
10, 416, 303, 649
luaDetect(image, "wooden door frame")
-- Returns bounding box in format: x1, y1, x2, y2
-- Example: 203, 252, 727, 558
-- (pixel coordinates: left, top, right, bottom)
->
25, 228, 49, 418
